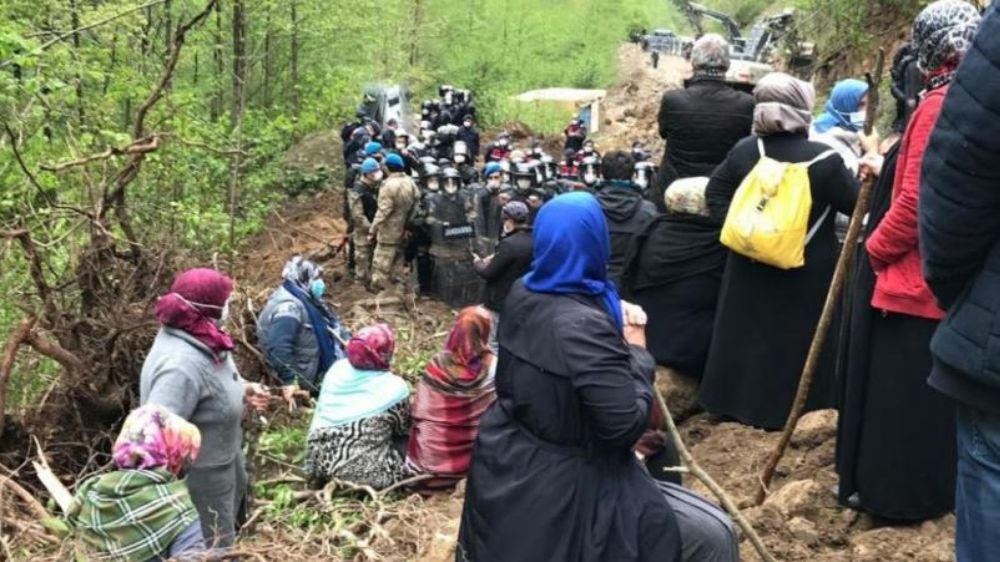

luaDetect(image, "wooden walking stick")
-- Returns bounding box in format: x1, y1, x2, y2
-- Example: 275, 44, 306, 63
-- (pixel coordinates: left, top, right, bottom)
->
754, 49, 886, 507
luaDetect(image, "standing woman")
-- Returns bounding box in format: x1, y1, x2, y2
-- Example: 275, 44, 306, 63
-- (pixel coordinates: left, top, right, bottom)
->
837, 0, 980, 520
141, 268, 271, 548
698, 74, 859, 430
458, 192, 737, 562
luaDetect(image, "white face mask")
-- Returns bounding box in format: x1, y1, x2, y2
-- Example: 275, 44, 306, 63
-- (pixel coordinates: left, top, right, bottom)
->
498, 139, 509, 148
584, 146, 594, 154
371, 171, 384, 182
635, 176, 648, 188
427, 180, 440, 192
455, 154, 466, 164
464, 121, 472, 128
516, 179, 532, 191
487, 178, 501, 189
848, 111, 866, 128
444, 181, 459, 194
583, 173, 597, 185
396, 142, 407, 151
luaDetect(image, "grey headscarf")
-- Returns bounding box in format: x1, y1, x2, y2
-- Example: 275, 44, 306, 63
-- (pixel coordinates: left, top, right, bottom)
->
282, 255, 322, 290
913, 0, 981, 76
752, 73, 816, 135
691, 34, 731, 77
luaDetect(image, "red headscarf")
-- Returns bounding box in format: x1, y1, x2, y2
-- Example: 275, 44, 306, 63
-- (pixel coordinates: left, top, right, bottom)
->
426, 307, 494, 387
346, 324, 395, 371
155, 268, 235, 357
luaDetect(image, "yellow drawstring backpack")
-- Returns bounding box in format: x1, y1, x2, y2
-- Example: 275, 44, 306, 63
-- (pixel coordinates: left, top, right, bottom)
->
720, 138, 837, 269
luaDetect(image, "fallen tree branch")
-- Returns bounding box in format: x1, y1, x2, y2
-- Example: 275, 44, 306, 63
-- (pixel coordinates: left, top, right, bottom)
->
25, 329, 87, 374
32, 436, 75, 515
0, 317, 36, 437
0, 474, 50, 521
40, 135, 160, 172
0, 229, 57, 324
755, 49, 886, 507
653, 385, 777, 562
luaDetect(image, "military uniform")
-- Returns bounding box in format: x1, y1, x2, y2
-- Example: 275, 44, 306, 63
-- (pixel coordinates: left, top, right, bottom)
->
369, 172, 419, 292
348, 177, 379, 284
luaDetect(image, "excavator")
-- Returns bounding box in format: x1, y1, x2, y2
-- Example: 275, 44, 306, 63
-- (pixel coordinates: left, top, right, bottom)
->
642, 0, 814, 89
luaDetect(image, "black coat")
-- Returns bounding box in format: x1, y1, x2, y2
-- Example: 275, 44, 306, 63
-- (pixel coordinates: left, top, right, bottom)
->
652, 77, 754, 212
595, 184, 658, 292
920, 8, 1000, 413
629, 214, 727, 377
698, 133, 858, 429
458, 282, 681, 562
457, 126, 481, 161
474, 228, 533, 314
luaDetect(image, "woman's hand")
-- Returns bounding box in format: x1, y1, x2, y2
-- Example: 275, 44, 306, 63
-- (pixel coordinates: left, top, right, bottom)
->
859, 153, 885, 181
621, 301, 648, 349
244, 383, 273, 413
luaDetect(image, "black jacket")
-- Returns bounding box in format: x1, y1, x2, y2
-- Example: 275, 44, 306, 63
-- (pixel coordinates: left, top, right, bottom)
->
595, 183, 658, 292
920, 8, 1000, 413
653, 77, 754, 212
458, 282, 681, 562
457, 126, 481, 161
474, 228, 534, 314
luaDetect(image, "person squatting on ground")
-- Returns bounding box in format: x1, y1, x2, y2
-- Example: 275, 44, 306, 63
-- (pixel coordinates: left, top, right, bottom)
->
458, 192, 738, 562
473, 200, 534, 354
405, 307, 497, 488
140, 268, 271, 549
697, 73, 859, 431
257, 257, 350, 401
369, 153, 420, 294
67, 405, 206, 562
349, 157, 384, 285
304, 324, 411, 491
653, 33, 754, 213
836, 0, 980, 523
595, 150, 658, 293
919, 2, 999, 560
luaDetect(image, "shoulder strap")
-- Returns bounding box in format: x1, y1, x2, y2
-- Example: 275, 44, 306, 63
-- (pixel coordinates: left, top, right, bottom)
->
805, 150, 838, 168
805, 206, 832, 244
757, 137, 766, 158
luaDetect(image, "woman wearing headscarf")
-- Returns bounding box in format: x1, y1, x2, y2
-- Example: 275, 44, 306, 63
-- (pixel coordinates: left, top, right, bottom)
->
257, 256, 349, 400
140, 268, 271, 548
698, 73, 859, 430
68, 405, 205, 561
304, 324, 411, 490
836, 0, 979, 521
628, 178, 727, 380
811, 79, 870, 174
405, 307, 496, 488
458, 192, 738, 562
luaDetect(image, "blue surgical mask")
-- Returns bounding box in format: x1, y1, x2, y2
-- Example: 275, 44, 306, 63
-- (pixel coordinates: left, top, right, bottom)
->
310, 278, 326, 300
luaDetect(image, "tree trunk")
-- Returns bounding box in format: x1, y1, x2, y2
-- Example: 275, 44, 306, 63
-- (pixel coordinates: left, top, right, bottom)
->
70, 0, 85, 126
231, 0, 246, 130
290, 0, 300, 113
211, 0, 224, 122
409, 0, 422, 67
262, 11, 272, 108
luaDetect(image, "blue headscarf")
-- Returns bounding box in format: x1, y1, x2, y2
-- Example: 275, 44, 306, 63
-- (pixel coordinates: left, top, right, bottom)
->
523, 192, 624, 331
813, 79, 869, 133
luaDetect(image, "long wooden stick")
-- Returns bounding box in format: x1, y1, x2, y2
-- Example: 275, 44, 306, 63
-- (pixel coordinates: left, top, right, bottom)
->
653, 386, 778, 562
754, 49, 886, 506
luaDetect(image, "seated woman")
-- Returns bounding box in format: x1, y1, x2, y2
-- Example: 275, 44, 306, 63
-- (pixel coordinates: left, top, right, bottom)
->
67, 405, 205, 562
405, 306, 497, 488
304, 324, 411, 490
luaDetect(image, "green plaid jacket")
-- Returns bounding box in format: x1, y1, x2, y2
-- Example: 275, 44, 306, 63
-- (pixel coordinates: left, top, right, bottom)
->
67, 468, 199, 562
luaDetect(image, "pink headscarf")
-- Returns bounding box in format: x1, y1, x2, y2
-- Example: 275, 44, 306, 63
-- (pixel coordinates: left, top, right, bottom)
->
155, 268, 235, 356
113, 405, 201, 477
345, 324, 395, 371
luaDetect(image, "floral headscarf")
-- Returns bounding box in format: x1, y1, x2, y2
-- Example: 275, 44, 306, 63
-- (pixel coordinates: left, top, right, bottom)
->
426, 307, 494, 387
345, 324, 396, 371
282, 255, 323, 292
913, 0, 981, 76
112, 405, 201, 478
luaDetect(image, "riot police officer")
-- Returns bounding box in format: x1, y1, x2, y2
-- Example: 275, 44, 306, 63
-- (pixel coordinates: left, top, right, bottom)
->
474, 162, 507, 256
426, 167, 478, 306
453, 141, 479, 186
484, 132, 513, 163
579, 155, 602, 192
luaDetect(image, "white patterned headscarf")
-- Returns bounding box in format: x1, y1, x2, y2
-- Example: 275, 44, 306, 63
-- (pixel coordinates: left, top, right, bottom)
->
282, 255, 322, 291
752, 73, 816, 135
913, 0, 981, 76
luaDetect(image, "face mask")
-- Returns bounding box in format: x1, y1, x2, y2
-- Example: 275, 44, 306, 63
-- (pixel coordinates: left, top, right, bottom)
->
584, 146, 594, 154
464, 121, 472, 128
455, 154, 466, 164
517, 179, 532, 191
635, 176, 648, 188
498, 139, 509, 148
502, 221, 515, 234
371, 171, 384, 182
583, 173, 597, 185
427, 180, 440, 192
848, 111, 866, 128
487, 178, 501, 189
219, 300, 231, 325
444, 181, 459, 194
310, 278, 326, 300
396, 142, 407, 151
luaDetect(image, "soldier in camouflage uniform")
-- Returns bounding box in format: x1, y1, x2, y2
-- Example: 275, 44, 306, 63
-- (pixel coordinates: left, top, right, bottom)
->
369, 153, 419, 294
348, 158, 383, 286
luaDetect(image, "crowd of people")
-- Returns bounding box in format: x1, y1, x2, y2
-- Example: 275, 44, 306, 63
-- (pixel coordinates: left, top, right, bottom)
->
62, 1, 1000, 560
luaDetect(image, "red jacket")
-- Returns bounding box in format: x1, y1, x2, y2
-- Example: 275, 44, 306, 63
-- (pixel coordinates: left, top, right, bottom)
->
865, 87, 947, 320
